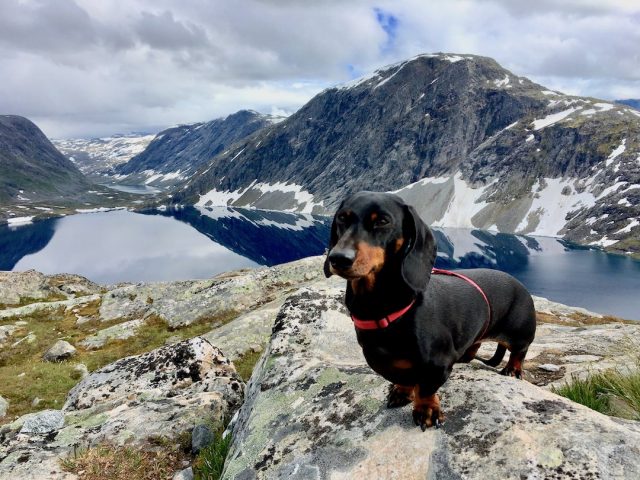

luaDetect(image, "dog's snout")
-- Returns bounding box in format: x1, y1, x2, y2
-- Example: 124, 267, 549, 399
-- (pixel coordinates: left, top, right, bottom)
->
329, 249, 356, 270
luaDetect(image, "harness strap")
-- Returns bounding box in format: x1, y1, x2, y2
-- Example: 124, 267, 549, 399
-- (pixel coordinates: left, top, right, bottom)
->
431, 268, 492, 340
351, 269, 491, 339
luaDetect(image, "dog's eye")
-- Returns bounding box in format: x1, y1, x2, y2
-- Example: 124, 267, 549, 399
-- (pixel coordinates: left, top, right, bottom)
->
337, 213, 348, 223
374, 217, 390, 227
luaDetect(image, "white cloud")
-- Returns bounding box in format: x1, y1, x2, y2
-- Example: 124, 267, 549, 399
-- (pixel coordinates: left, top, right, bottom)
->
0, 0, 638, 138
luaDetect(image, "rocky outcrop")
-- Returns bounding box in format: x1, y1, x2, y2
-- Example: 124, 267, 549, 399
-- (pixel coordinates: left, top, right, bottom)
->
0, 269, 102, 307
222, 281, 640, 479
0, 338, 243, 479
99, 256, 323, 327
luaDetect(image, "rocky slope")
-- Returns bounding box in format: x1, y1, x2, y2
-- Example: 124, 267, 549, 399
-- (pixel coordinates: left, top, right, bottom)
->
0, 116, 89, 205
114, 110, 283, 188
53, 133, 156, 177
1, 258, 639, 478
169, 53, 640, 255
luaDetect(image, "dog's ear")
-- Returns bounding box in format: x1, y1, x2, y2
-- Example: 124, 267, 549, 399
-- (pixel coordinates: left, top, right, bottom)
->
400, 205, 437, 294
323, 202, 344, 278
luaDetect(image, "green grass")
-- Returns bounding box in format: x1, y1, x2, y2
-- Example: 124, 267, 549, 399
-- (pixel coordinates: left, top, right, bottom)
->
553, 364, 640, 420
233, 349, 263, 381
193, 425, 233, 480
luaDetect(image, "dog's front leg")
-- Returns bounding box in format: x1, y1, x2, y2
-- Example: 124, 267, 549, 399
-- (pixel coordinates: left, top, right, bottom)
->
412, 364, 451, 431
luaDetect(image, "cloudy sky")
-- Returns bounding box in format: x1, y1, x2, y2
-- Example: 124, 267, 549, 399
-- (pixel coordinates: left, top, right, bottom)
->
1, 0, 638, 138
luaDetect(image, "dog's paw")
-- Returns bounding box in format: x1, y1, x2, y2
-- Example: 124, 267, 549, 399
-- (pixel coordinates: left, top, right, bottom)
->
387, 384, 413, 409
500, 366, 522, 379
412, 404, 444, 431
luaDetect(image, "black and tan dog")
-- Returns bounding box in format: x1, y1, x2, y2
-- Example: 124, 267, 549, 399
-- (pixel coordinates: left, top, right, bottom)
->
324, 191, 536, 430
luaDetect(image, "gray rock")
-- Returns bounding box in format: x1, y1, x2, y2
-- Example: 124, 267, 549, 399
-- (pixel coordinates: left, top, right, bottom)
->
31, 397, 41, 408
222, 282, 640, 479
79, 318, 144, 349
0, 324, 20, 345
173, 466, 194, 480
191, 424, 215, 454
538, 364, 561, 372
99, 256, 323, 327
0, 269, 101, 308
0, 395, 8, 418
43, 340, 77, 362
19, 410, 65, 435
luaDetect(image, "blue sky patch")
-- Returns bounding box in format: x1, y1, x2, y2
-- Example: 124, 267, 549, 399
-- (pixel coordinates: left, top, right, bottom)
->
374, 7, 399, 53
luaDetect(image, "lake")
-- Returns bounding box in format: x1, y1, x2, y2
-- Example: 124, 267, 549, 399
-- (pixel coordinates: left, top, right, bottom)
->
1, 206, 639, 320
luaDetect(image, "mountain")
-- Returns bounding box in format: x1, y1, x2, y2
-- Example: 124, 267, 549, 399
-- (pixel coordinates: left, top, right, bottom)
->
0, 115, 89, 205
616, 99, 640, 111
114, 110, 283, 187
170, 53, 640, 255
53, 133, 156, 177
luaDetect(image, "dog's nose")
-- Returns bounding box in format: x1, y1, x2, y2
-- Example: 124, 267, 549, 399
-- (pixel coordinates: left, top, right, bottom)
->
329, 249, 356, 270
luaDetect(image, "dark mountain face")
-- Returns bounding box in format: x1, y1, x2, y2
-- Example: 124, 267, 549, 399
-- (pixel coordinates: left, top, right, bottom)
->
0, 115, 89, 204
168, 53, 640, 255
114, 110, 282, 186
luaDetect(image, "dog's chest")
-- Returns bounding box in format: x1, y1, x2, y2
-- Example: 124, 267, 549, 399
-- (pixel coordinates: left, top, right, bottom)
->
360, 341, 420, 384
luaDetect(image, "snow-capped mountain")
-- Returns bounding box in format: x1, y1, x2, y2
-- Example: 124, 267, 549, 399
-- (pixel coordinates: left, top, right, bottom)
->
114, 110, 284, 188
169, 53, 639, 255
53, 133, 155, 177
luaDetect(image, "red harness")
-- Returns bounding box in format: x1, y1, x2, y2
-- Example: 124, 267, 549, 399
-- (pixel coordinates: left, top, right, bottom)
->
351, 268, 492, 340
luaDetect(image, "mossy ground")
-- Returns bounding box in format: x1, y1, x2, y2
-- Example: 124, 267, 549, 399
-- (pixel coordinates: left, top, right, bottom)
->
0, 299, 239, 423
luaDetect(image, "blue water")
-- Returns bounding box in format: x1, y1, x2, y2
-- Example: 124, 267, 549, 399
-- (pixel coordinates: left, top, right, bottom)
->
1, 206, 639, 320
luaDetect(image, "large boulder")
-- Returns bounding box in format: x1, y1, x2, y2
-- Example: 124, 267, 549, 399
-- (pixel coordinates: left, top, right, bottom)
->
222, 281, 640, 479
0, 338, 244, 479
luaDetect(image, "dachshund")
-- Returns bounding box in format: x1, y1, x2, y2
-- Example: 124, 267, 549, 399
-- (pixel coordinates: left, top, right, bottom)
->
324, 191, 536, 430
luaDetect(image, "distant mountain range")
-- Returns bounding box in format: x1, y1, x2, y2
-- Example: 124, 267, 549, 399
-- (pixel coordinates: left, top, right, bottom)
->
0, 115, 89, 205
163, 53, 639, 255
53, 133, 156, 177
111, 110, 284, 187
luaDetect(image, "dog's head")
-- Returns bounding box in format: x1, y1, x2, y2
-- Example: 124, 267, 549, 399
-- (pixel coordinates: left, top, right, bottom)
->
324, 191, 437, 294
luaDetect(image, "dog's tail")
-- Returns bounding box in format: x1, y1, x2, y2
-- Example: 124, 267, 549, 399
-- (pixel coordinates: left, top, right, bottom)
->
476, 344, 507, 367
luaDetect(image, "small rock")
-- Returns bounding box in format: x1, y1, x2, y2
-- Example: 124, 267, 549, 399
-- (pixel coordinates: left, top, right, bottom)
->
14, 321, 28, 326
31, 397, 41, 408
173, 467, 194, 480
20, 409, 65, 434
43, 340, 77, 362
0, 395, 8, 418
191, 424, 214, 454
538, 364, 561, 372
17, 372, 25, 377
72, 363, 89, 380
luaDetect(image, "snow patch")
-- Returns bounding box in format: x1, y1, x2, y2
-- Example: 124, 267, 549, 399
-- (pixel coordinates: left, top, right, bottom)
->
531, 108, 579, 130
616, 219, 639, 234
493, 75, 510, 87
605, 139, 626, 167
430, 173, 492, 229
7, 216, 34, 225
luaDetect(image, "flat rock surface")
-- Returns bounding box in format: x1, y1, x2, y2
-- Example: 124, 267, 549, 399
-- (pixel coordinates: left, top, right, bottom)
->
222, 281, 640, 479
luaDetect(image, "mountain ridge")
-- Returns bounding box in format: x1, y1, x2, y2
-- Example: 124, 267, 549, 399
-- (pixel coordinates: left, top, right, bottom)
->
166, 53, 640, 255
